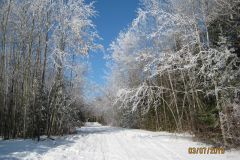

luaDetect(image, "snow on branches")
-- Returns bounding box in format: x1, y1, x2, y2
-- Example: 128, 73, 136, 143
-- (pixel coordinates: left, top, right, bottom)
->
97, 0, 240, 146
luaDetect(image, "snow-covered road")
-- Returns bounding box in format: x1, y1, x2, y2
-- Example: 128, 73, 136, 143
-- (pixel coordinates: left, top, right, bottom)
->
0, 122, 239, 160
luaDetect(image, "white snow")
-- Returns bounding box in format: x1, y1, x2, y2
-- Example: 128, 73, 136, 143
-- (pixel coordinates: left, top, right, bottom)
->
0, 122, 239, 160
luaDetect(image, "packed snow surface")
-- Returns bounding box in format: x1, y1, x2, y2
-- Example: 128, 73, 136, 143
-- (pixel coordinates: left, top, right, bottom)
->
0, 122, 239, 160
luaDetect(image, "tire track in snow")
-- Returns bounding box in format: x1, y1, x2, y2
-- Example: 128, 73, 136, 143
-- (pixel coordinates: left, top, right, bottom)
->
2, 123, 240, 160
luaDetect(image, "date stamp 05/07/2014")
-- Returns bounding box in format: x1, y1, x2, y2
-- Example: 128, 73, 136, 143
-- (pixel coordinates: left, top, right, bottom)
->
188, 147, 225, 154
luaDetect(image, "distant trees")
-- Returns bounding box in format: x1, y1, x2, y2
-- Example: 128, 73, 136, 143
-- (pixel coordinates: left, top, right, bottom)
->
0, 0, 99, 140
92, 0, 240, 147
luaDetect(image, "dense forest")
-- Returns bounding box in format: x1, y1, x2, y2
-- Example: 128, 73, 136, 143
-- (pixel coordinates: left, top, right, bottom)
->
87, 0, 240, 148
0, 0, 100, 140
1, 0, 240, 149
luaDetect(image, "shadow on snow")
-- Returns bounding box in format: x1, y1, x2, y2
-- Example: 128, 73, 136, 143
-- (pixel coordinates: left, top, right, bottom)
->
0, 137, 75, 160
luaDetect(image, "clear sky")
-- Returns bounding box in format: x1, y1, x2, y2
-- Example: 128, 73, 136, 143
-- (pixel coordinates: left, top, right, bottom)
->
86, 0, 139, 86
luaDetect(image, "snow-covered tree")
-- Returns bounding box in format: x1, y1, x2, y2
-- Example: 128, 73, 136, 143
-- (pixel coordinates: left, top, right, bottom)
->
0, 0, 99, 140
98, 0, 240, 147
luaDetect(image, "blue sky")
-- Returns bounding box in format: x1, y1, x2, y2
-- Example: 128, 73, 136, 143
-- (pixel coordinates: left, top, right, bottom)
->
86, 0, 139, 86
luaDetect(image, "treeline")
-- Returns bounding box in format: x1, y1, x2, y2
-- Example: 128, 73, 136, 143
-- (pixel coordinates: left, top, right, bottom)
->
0, 0, 99, 140
89, 0, 240, 147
